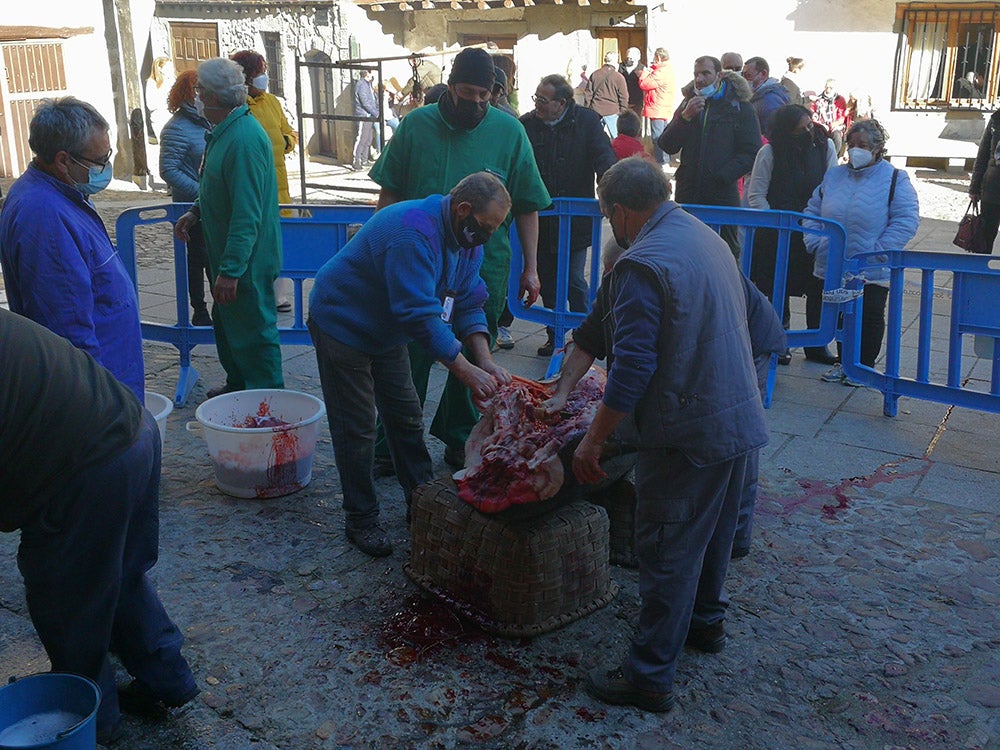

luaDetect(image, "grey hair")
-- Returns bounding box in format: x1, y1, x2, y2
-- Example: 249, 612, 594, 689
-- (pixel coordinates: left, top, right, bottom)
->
450, 171, 511, 214
28, 97, 109, 163
846, 117, 889, 154
598, 156, 672, 211
539, 74, 574, 103
197, 58, 248, 109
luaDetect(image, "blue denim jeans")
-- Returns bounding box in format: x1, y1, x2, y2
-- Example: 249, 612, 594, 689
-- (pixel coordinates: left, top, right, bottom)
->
17, 410, 195, 736
649, 118, 668, 165
308, 319, 433, 530
624, 448, 746, 694
538, 247, 589, 314
602, 114, 619, 138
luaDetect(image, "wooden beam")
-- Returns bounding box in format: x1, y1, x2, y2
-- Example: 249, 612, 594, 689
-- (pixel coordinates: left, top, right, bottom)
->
0, 25, 93, 42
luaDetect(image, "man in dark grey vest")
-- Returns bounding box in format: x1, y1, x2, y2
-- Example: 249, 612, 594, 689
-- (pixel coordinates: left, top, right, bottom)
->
543, 156, 768, 712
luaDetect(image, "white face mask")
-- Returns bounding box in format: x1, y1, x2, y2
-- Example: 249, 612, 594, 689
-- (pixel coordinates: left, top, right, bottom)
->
194, 92, 206, 119
252, 73, 268, 91
848, 147, 874, 169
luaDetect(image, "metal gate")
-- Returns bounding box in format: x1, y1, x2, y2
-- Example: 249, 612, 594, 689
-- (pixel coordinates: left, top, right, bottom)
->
294, 54, 388, 201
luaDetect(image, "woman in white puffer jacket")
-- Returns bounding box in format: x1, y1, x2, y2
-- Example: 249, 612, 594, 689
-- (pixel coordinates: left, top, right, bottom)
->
803, 118, 919, 384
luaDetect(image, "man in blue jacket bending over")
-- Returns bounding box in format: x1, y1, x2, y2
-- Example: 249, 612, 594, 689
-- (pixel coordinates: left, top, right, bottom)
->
308, 172, 512, 557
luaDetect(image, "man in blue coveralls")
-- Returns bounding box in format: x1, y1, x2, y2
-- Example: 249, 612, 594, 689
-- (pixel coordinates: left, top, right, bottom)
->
307, 172, 512, 557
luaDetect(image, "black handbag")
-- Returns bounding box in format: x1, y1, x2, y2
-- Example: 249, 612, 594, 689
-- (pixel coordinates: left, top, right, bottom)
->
954, 200, 991, 254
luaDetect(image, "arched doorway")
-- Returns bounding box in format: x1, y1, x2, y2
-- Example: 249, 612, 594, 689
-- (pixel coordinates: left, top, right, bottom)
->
305, 49, 336, 158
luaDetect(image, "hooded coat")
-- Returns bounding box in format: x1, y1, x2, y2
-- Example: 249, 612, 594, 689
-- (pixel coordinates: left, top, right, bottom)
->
749, 77, 790, 137
658, 71, 761, 207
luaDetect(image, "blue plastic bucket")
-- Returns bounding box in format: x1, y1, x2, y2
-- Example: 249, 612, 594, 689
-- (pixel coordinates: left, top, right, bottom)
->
0, 673, 99, 749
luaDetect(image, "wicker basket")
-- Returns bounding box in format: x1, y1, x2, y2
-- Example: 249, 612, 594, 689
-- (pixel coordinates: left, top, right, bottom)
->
406, 478, 617, 637
590, 477, 638, 568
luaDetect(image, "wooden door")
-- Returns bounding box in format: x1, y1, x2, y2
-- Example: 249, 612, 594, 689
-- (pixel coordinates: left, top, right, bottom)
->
0, 41, 68, 178
596, 28, 648, 67
304, 50, 336, 158
170, 22, 219, 74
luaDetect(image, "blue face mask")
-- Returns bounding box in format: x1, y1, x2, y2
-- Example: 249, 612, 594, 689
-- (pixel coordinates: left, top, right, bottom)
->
697, 82, 717, 97
73, 159, 113, 196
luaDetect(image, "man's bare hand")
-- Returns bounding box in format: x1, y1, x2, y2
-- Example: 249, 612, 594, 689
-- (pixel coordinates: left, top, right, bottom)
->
479, 359, 511, 386
174, 211, 198, 242
572, 434, 607, 484
213, 275, 238, 305
682, 96, 706, 121
519, 269, 541, 307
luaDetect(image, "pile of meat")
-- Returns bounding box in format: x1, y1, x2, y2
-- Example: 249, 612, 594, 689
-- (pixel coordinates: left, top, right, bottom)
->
454, 369, 606, 513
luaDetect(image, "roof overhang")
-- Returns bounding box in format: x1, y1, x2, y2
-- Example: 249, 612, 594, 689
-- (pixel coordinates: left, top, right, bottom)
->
353, 0, 636, 10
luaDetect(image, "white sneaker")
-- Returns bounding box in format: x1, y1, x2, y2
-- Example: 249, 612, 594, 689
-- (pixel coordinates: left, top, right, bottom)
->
821, 363, 845, 383
496, 326, 515, 350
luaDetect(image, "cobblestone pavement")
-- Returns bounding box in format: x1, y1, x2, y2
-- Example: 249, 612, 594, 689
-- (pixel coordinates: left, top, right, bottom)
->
1, 174, 998, 749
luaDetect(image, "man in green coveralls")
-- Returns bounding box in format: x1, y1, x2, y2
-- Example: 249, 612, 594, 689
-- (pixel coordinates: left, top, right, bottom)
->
175, 57, 284, 397
370, 48, 550, 469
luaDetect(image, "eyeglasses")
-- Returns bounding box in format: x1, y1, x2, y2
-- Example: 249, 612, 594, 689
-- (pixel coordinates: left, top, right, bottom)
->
532, 94, 559, 105
70, 149, 113, 169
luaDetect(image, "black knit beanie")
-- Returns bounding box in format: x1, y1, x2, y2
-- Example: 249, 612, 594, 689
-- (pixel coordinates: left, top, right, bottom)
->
448, 49, 496, 90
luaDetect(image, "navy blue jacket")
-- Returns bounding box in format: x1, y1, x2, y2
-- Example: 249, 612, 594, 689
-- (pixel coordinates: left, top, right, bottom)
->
601, 202, 768, 466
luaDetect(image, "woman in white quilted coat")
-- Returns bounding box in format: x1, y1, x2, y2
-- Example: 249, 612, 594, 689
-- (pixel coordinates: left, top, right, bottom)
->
803, 118, 919, 385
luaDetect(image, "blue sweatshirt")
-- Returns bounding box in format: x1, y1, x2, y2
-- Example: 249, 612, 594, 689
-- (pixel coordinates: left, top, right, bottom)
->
308, 194, 489, 361
0, 164, 145, 401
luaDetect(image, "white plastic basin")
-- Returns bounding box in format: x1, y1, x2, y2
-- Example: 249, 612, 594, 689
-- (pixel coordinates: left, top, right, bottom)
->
191, 389, 326, 499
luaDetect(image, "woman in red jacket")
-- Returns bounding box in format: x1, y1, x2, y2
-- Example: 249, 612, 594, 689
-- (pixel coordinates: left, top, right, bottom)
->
639, 48, 676, 166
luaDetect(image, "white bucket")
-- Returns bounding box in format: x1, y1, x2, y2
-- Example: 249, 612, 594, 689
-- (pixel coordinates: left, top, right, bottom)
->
189, 389, 326, 499
145, 392, 173, 447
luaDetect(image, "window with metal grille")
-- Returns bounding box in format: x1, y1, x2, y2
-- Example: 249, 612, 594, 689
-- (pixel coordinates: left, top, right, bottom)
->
262, 32, 285, 98
895, 3, 1000, 110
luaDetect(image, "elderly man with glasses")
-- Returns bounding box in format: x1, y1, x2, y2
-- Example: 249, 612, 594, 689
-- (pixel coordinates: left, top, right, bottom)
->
0, 96, 146, 400
175, 57, 285, 398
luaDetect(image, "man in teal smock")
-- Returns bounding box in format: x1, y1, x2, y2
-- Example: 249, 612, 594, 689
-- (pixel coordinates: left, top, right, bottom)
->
370, 48, 550, 469
175, 58, 284, 396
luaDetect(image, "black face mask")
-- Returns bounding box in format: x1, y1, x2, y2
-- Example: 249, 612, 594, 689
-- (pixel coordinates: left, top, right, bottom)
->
610, 206, 630, 250
791, 131, 812, 149
457, 214, 492, 249
439, 91, 488, 130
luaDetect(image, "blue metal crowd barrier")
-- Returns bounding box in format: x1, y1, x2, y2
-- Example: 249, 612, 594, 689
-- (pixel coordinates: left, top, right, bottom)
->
840, 250, 1000, 416
120, 198, 1000, 420
116, 203, 374, 406
510, 199, 849, 405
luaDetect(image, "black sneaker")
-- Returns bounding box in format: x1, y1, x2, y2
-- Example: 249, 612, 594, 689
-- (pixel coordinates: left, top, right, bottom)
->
117, 679, 199, 720
191, 309, 212, 327
346, 523, 392, 557
686, 621, 726, 653
373, 456, 396, 478
730, 545, 750, 560
584, 667, 674, 712
537, 339, 555, 357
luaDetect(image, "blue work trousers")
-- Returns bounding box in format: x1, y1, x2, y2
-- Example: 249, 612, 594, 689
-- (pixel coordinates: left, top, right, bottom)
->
624, 448, 746, 694
17, 410, 195, 735
308, 319, 433, 530
733, 352, 772, 551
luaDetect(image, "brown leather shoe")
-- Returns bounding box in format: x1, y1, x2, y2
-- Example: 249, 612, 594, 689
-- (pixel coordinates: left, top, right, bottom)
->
346, 523, 392, 557
584, 667, 674, 712
686, 621, 726, 653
